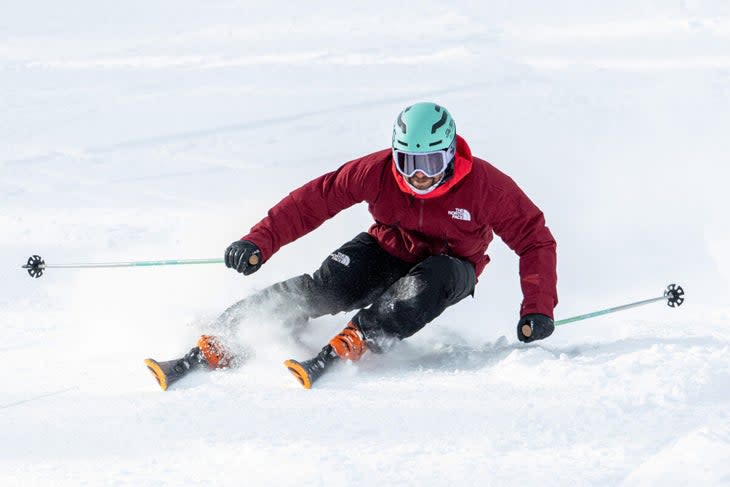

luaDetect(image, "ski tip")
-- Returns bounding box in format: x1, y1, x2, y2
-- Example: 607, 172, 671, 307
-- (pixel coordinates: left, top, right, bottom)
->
144, 358, 169, 391
283, 359, 312, 389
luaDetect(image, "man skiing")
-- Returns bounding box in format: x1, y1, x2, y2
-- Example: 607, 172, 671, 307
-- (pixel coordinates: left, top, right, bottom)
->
144, 102, 557, 390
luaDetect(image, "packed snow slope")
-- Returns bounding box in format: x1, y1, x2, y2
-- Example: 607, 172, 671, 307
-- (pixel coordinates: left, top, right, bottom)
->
2, 2, 730, 486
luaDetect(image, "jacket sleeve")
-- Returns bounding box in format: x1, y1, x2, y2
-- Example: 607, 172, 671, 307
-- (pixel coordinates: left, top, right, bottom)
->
489, 179, 558, 319
241, 155, 381, 261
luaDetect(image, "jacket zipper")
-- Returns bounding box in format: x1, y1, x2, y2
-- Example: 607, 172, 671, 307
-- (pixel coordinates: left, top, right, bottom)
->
418, 200, 424, 232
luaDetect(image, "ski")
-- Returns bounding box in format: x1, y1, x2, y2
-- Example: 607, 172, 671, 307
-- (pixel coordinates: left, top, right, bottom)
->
144, 346, 205, 391
144, 335, 233, 391
284, 345, 340, 389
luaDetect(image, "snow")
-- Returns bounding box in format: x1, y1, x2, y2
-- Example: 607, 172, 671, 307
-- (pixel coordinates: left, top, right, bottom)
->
2, 1, 730, 485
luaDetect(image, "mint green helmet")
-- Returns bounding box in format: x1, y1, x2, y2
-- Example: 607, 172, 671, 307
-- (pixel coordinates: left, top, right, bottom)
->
392, 102, 456, 153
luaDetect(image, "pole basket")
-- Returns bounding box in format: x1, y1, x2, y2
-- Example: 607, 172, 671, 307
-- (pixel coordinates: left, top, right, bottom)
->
664, 283, 685, 308
23, 255, 45, 278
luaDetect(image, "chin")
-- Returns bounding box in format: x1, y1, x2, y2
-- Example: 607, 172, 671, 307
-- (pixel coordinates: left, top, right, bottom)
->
405, 179, 438, 195
408, 178, 435, 188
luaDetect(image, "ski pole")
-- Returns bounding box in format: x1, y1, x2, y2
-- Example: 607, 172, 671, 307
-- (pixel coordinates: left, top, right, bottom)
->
521, 283, 685, 338
21, 254, 260, 278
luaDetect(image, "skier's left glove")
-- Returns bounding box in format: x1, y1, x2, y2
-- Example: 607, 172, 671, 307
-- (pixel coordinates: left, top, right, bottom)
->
224, 240, 262, 275
517, 314, 554, 343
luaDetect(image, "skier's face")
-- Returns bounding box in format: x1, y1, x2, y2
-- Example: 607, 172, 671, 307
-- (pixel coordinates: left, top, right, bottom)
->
407, 170, 444, 191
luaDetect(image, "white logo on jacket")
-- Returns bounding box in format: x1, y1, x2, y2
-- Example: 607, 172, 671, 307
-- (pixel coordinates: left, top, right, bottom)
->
448, 208, 472, 221
330, 251, 351, 266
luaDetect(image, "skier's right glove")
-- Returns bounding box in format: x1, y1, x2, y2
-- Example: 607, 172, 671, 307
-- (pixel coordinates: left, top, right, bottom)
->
517, 313, 554, 343
224, 240, 262, 275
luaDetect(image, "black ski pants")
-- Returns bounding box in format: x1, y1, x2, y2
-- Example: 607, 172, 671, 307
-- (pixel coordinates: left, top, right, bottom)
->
215, 232, 476, 352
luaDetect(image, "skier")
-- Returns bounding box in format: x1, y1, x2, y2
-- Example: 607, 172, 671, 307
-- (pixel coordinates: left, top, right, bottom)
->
144, 102, 558, 390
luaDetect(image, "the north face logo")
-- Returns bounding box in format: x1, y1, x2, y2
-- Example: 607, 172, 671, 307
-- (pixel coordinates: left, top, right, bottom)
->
448, 208, 471, 221
330, 251, 351, 266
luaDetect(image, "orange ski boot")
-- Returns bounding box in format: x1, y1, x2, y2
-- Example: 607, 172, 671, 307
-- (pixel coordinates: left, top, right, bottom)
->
328, 322, 367, 361
144, 335, 233, 391
196, 334, 234, 369
284, 322, 367, 389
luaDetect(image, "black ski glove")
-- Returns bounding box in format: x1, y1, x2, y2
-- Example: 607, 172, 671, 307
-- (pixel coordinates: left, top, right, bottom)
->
517, 313, 554, 343
224, 240, 262, 275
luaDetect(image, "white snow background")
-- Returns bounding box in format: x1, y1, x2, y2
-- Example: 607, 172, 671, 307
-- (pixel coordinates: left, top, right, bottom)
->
2, 1, 730, 486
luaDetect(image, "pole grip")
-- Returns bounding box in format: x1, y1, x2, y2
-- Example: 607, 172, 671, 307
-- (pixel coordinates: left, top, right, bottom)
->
521, 323, 533, 338
248, 254, 260, 266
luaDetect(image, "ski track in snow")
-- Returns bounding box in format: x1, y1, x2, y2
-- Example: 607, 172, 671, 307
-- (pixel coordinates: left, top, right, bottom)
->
2, 2, 730, 486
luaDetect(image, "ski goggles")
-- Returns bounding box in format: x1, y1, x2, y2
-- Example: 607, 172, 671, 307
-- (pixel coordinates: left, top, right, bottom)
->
393, 138, 456, 178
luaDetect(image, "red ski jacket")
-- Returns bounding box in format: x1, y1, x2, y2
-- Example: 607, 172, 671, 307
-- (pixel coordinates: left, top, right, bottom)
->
243, 135, 558, 318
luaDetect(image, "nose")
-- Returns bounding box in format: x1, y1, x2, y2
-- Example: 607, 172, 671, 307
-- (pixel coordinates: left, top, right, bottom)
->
413, 170, 428, 178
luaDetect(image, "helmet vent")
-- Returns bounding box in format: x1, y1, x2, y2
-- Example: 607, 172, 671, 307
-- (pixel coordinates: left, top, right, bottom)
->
429, 140, 443, 147
431, 111, 448, 134
397, 114, 407, 134
396, 139, 408, 147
